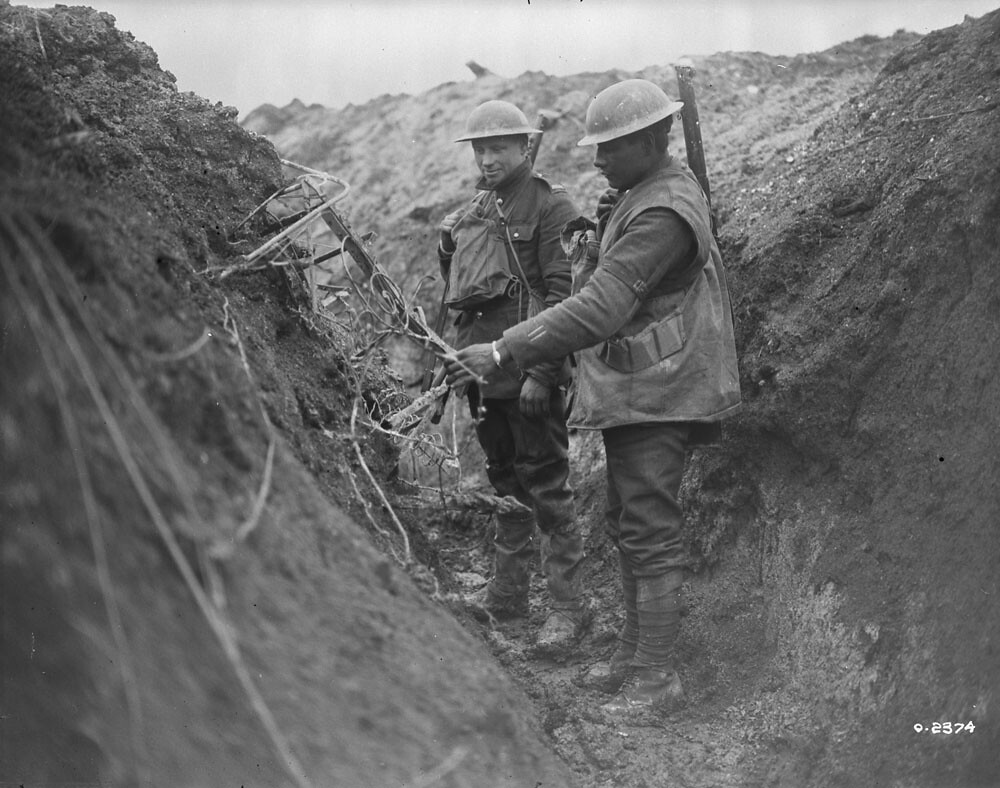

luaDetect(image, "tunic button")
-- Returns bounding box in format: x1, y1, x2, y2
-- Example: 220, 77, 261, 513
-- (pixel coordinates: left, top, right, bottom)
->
513, 232, 519, 238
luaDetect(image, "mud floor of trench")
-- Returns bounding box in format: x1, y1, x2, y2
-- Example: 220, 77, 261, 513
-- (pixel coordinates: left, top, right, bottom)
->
410, 424, 788, 788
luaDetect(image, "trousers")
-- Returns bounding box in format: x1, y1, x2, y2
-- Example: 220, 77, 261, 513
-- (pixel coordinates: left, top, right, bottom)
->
470, 386, 583, 603
602, 421, 691, 577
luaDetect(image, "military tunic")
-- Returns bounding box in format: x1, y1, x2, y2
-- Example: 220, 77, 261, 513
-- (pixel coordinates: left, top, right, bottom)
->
438, 157, 584, 596
502, 156, 741, 575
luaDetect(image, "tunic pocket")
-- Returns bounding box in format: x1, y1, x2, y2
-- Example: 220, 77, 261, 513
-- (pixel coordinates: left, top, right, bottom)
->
445, 212, 516, 311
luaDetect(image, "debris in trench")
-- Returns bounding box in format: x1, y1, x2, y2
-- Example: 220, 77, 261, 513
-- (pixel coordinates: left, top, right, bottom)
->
219, 160, 470, 450
216, 160, 528, 569
465, 60, 498, 79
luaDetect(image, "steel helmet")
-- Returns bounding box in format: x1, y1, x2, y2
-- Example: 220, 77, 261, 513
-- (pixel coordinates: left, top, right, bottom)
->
454, 100, 541, 142
577, 79, 684, 146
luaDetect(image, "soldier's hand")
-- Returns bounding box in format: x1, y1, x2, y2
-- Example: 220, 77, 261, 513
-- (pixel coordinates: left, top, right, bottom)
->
438, 209, 463, 252
596, 188, 620, 222
444, 343, 494, 387
519, 376, 551, 418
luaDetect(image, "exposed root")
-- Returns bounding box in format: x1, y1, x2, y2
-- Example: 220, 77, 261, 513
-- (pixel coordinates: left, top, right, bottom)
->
204, 296, 279, 559
344, 464, 405, 567
33, 8, 46, 60
235, 435, 276, 544
144, 326, 213, 362
349, 397, 412, 567
1, 223, 148, 785
400, 745, 469, 788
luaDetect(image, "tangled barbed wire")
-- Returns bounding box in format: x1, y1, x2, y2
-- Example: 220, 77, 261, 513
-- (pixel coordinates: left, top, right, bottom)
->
224, 160, 462, 391
215, 161, 520, 568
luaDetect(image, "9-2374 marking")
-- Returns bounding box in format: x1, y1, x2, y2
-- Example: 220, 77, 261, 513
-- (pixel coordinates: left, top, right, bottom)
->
913, 722, 976, 734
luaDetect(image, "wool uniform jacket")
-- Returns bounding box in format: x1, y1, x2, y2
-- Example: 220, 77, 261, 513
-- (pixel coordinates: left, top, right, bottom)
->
439, 160, 578, 398
503, 157, 741, 428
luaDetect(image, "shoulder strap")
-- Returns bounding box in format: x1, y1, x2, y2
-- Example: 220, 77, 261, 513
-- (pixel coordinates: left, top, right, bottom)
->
493, 193, 547, 311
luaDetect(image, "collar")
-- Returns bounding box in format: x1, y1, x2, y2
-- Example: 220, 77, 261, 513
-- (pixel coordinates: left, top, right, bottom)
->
628, 154, 675, 192
475, 159, 533, 197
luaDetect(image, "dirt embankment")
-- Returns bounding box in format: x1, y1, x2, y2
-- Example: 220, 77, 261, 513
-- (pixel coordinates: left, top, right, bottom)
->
2, 5, 574, 787
3, 4, 1000, 788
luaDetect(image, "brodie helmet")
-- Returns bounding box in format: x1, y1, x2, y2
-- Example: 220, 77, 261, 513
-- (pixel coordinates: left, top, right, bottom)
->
578, 79, 684, 146
454, 100, 541, 142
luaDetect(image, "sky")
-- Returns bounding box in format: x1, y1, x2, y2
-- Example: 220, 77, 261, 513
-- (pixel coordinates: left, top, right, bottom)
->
89, 0, 999, 118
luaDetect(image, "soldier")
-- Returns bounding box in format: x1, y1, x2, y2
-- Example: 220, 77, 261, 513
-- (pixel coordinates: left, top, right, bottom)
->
438, 100, 591, 654
445, 80, 741, 713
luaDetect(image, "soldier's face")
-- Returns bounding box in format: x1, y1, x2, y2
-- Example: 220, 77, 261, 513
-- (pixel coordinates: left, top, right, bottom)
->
472, 136, 527, 187
593, 135, 647, 190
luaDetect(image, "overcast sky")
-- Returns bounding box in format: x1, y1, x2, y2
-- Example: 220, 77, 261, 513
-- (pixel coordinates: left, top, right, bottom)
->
91, 0, 998, 118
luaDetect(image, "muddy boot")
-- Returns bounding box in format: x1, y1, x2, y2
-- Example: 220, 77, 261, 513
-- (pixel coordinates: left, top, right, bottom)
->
583, 623, 637, 691
463, 510, 533, 622
601, 571, 685, 715
462, 582, 528, 621
601, 667, 684, 713
584, 551, 638, 692
534, 600, 594, 657
533, 530, 591, 657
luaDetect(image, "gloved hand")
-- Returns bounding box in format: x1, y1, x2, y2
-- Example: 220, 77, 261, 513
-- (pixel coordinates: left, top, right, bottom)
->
438, 209, 463, 253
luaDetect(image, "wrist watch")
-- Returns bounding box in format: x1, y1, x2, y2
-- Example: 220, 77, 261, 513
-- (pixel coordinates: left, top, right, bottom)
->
491, 341, 502, 368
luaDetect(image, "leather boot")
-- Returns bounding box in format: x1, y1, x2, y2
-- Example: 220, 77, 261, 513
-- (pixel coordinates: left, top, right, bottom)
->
601, 667, 684, 713
534, 602, 594, 658
601, 571, 685, 714
584, 550, 638, 691
533, 530, 592, 657
462, 582, 528, 621
462, 511, 533, 621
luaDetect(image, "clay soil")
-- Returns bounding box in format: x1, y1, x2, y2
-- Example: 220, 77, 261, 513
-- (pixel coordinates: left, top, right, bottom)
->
3, 5, 1000, 788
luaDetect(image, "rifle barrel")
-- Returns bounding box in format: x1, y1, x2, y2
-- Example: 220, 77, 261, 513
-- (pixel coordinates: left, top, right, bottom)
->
675, 65, 712, 208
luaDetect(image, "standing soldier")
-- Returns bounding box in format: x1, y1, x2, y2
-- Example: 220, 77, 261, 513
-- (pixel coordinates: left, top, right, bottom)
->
445, 80, 741, 714
438, 100, 591, 654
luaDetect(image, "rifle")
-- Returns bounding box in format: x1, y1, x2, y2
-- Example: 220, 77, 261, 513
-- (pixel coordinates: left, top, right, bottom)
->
674, 64, 716, 233
418, 106, 562, 399
527, 108, 562, 168
419, 286, 451, 393
674, 66, 729, 447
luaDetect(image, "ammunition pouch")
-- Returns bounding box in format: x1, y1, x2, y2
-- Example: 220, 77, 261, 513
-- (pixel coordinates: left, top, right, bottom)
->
598, 285, 695, 373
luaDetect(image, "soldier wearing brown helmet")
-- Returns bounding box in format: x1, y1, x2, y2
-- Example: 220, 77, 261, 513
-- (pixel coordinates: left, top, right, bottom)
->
446, 80, 741, 714
438, 99, 592, 654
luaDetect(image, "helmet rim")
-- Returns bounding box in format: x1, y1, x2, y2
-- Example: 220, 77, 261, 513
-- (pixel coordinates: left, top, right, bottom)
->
577, 79, 684, 146
454, 99, 541, 142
